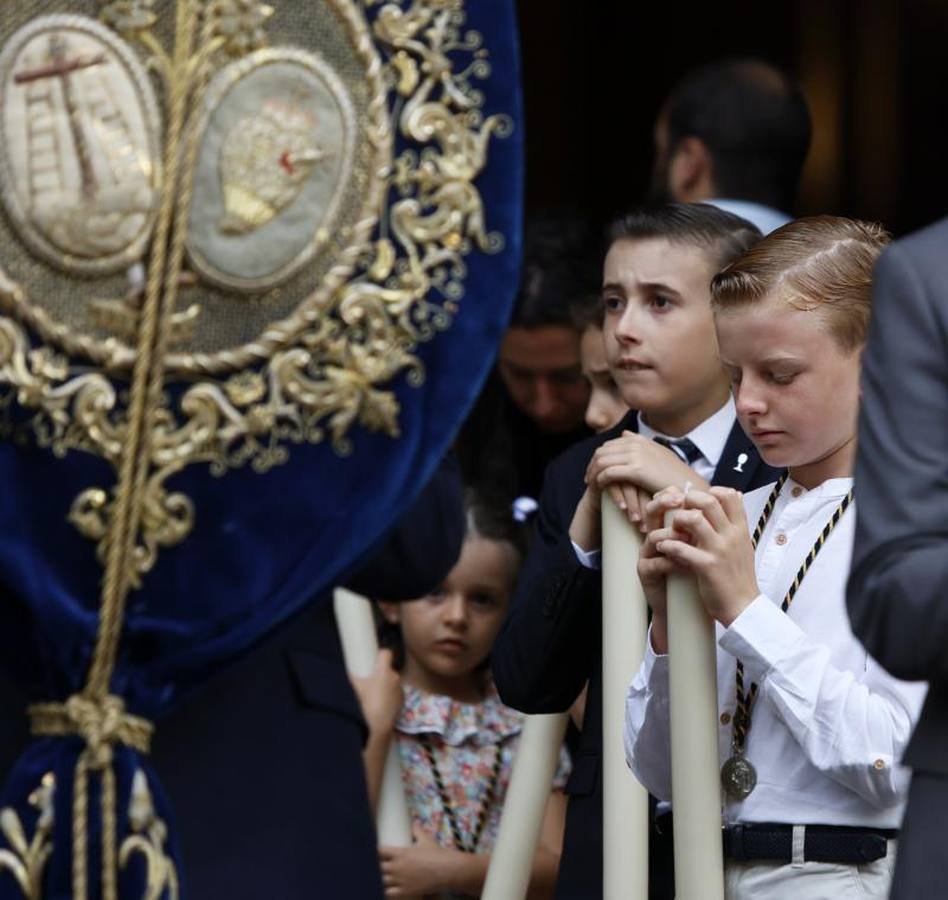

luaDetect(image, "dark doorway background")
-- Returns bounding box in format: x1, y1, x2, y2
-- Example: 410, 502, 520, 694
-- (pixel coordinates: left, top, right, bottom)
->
517, 0, 948, 237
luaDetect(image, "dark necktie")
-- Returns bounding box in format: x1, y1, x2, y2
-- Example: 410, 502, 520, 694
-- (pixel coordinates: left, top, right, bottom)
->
653, 435, 703, 465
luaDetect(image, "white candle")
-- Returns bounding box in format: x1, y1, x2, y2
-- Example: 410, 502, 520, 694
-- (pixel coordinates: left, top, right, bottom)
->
601, 496, 649, 899
333, 587, 413, 847
664, 512, 725, 900
481, 711, 569, 900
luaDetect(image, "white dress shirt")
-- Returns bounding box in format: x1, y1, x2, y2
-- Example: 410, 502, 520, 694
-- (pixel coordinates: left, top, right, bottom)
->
572, 397, 738, 568
624, 476, 927, 828
706, 198, 791, 236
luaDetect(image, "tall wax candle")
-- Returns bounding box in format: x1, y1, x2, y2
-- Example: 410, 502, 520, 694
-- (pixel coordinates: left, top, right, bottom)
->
333, 587, 413, 847
601, 496, 649, 899
481, 712, 569, 900
664, 511, 725, 900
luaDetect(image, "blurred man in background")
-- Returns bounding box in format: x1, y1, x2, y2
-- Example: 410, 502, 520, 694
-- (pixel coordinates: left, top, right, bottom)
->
650, 58, 811, 234
457, 216, 600, 502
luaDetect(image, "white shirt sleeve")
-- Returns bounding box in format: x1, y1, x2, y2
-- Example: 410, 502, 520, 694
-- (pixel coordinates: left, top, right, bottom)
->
570, 540, 601, 570
623, 626, 673, 801
720, 594, 926, 808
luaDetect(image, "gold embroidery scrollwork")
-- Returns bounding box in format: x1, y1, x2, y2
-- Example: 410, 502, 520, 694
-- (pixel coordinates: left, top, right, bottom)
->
0, 319, 122, 461
69, 478, 194, 590
0, 774, 55, 900
119, 770, 178, 900
340, 0, 511, 358
0, 0, 510, 573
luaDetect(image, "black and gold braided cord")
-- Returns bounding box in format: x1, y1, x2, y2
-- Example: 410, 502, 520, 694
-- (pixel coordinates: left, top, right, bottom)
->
731, 481, 855, 753
419, 736, 504, 853
750, 473, 789, 548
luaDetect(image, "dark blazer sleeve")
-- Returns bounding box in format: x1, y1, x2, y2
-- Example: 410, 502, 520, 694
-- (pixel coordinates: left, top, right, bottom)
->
492, 443, 602, 714
847, 231, 948, 684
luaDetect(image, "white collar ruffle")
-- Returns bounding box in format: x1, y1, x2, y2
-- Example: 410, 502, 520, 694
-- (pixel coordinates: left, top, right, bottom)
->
396, 682, 523, 747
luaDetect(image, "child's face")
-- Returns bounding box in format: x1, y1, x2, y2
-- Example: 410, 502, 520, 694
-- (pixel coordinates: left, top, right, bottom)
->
715, 297, 862, 471
391, 535, 518, 687
602, 238, 727, 424
579, 324, 629, 433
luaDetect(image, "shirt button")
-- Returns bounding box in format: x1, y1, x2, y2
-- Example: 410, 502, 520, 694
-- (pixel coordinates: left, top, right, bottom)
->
791, 486, 803, 498
775, 533, 788, 546
873, 758, 886, 771
720, 712, 732, 725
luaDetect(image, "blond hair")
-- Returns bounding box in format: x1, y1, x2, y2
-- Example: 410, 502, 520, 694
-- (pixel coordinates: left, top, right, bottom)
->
710, 215, 890, 351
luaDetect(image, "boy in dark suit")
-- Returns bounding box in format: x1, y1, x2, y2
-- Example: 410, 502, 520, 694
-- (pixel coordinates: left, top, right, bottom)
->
492, 204, 781, 898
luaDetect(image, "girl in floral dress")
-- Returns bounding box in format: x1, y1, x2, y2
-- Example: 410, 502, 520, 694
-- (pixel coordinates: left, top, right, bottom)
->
353, 491, 570, 898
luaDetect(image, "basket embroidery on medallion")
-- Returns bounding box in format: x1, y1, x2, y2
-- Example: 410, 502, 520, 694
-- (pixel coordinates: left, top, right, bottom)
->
186, 48, 356, 293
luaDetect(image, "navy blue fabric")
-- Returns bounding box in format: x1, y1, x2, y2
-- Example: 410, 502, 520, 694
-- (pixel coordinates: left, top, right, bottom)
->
0, 2, 522, 896
148, 600, 384, 900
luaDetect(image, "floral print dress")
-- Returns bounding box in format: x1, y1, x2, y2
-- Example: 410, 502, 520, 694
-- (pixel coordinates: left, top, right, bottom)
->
395, 682, 571, 858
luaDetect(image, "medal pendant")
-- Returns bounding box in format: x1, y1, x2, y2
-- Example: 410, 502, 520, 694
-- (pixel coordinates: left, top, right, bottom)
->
721, 753, 757, 800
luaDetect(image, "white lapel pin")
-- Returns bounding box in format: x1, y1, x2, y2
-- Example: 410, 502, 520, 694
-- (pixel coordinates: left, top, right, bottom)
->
733, 452, 748, 473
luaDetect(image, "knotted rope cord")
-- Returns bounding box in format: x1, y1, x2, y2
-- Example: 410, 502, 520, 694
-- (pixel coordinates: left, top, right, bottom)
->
731, 476, 855, 753
24, 5, 228, 898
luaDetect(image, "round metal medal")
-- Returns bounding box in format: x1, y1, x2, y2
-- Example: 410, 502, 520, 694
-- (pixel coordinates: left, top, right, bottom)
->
721, 754, 758, 801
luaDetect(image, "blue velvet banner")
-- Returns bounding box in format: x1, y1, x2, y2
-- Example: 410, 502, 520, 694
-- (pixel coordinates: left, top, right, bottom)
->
0, 1, 522, 896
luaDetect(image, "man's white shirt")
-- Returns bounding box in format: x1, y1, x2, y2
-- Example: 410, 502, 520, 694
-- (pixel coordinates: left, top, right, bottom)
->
706, 198, 791, 236
624, 476, 927, 828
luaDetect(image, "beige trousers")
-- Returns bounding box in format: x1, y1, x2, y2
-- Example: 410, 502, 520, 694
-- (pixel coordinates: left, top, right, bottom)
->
724, 838, 897, 900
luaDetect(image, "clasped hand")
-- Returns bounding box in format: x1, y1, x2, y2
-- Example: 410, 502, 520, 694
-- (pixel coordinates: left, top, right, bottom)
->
570, 432, 708, 551
638, 486, 760, 635
380, 824, 455, 898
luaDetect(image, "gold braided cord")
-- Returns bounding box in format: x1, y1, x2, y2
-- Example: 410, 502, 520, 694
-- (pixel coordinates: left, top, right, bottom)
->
55, 4, 199, 899
87, 0, 198, 702
123, 18, 227, 600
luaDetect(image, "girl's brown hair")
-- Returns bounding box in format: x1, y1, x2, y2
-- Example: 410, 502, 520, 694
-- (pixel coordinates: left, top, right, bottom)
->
710, 215, 890, 351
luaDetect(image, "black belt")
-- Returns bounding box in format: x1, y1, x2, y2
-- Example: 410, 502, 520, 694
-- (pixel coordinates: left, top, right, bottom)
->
723, 823, 898, 864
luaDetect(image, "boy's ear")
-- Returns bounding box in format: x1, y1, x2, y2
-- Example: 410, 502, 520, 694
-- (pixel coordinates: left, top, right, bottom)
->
668, 136, 715, 202
377, 600, 400, 625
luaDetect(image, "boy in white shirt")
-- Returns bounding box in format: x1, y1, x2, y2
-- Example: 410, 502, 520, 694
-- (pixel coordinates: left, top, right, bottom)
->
625, 216, 926, 899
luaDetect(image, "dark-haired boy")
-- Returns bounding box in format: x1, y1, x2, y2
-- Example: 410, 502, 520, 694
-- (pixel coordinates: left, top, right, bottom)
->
492, 203, 781, 898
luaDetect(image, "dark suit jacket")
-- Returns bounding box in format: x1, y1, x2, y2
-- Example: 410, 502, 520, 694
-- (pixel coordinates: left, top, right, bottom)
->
492, 409, 780, 899
0, 456, 465, 900
846, 219, 948, 898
